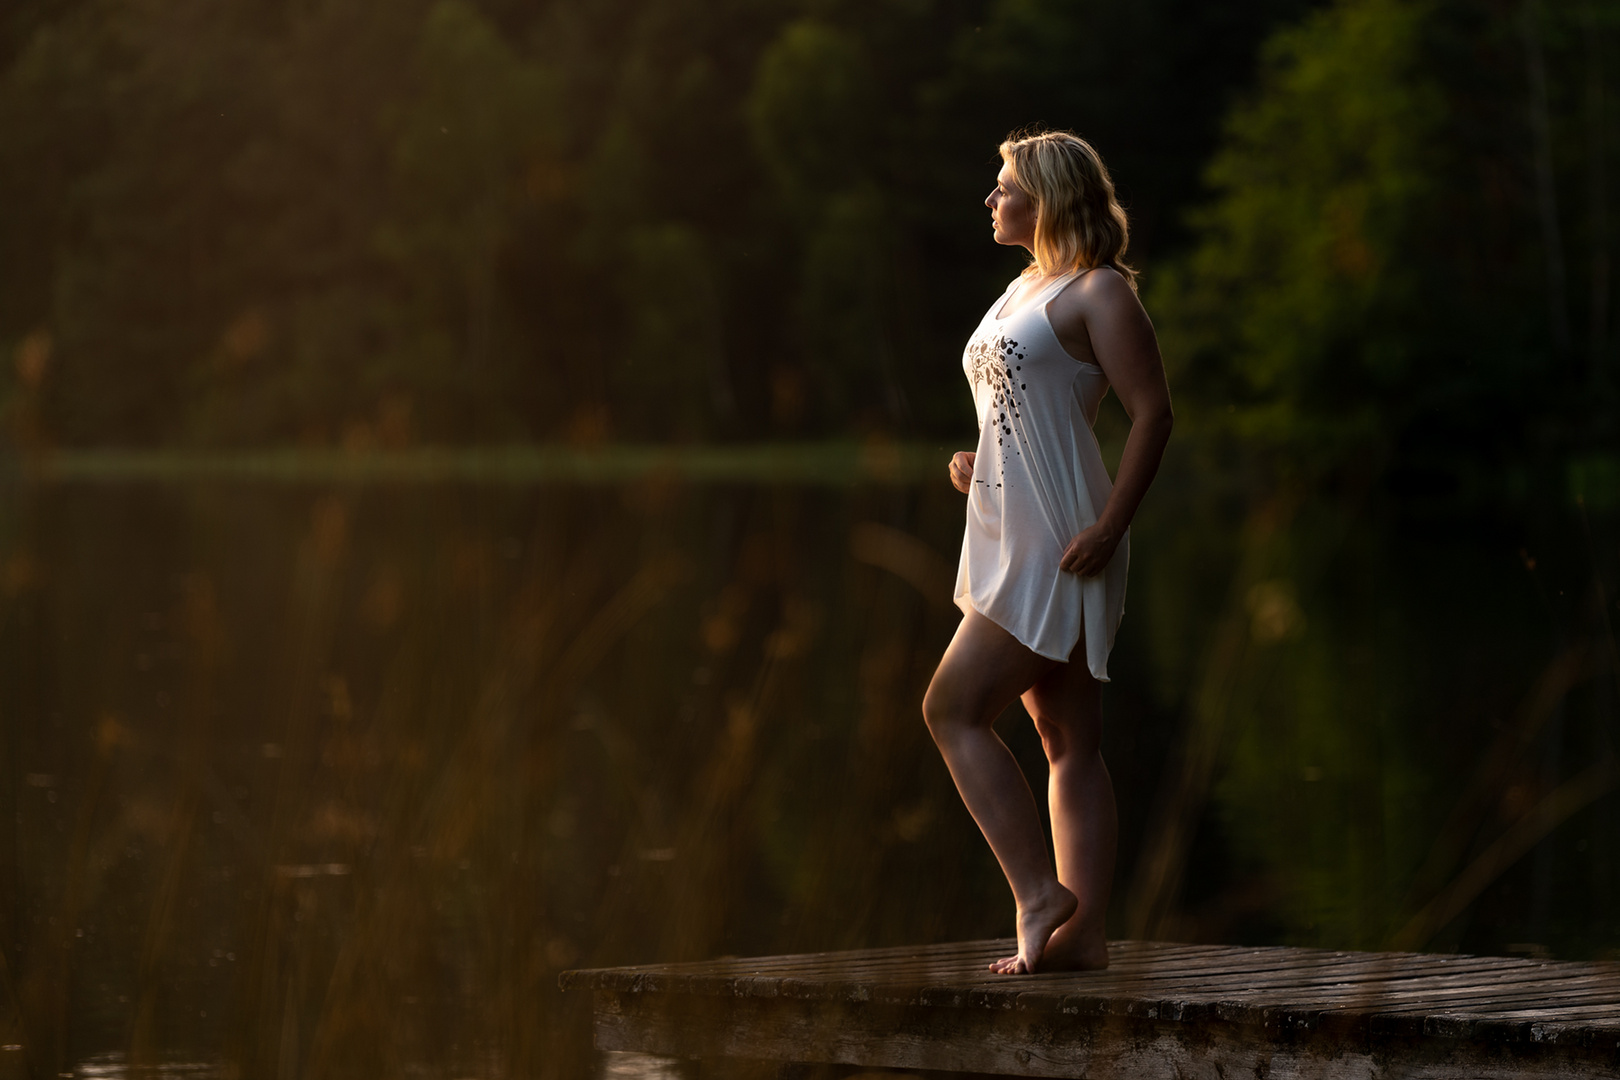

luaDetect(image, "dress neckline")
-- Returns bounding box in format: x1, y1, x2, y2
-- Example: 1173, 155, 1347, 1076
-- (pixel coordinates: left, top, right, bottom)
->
991, 268, 1088, 322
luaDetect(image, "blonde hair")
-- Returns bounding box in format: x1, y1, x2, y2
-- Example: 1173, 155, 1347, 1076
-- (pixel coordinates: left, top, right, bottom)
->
999, 129, 1136, 289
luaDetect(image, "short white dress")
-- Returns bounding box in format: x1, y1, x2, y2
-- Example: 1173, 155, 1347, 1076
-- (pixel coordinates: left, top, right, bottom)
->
953, 269, 1128, 681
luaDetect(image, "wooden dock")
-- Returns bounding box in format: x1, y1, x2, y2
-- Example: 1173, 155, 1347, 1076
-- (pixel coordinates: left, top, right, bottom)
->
561, 938, 1620, 1079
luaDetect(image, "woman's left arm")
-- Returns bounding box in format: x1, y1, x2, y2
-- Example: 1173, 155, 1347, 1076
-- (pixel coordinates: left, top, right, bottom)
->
1054, 271, 1173, 576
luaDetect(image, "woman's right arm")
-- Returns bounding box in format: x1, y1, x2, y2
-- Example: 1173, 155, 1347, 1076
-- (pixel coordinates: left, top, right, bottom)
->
949, 451, 977, 493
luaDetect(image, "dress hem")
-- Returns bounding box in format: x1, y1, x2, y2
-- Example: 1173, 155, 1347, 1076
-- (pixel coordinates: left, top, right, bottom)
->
952, 592, 1111, 682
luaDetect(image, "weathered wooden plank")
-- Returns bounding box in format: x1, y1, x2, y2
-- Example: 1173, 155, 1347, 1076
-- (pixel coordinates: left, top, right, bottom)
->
955, 955, 1571, 999
863, 949, 1511, 993
573, 958, 1620, 1019
1526, 1017, 1620, 1048
1170, 986, 1620, 1035
933, 956, 1426, 996
585, 939, 1599, 987
1433, 1002, 1620, 1024
1364, 987, 1620, 1018
592, 986, 1618, 1079
1206, 971, 1620, 1013
1196, 977, 1566, 1014
1029, 954, 1545, 996
742, 958, 1580, 1017
564, 940, 1620, 1077
561, 940, 1245, 990
565, 944, 1524, 1000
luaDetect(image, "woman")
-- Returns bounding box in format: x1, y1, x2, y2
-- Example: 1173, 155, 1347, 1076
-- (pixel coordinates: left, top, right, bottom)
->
923, 130, 1173, 975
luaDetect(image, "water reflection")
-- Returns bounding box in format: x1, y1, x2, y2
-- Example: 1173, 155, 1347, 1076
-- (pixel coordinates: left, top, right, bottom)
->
599, 1052, 683, 1080
1, 473, 997, 1078
1, 464, 1616, 1078
73, 1055, 219, 1079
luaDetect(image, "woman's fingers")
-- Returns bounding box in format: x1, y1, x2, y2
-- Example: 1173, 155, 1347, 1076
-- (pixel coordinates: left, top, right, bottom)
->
948, 451, 976, 493
1062, 531, 1116, 575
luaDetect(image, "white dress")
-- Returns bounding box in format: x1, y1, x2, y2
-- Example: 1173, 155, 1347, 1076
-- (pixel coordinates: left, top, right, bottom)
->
953, 270, 1128, 681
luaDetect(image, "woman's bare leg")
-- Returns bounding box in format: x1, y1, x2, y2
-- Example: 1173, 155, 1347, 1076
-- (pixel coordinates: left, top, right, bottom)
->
1017, 651, 1114, 971
922, 609, 1076, 974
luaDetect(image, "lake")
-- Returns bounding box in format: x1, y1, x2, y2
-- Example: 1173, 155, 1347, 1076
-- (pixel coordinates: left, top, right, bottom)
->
1, 444, 1615, 1078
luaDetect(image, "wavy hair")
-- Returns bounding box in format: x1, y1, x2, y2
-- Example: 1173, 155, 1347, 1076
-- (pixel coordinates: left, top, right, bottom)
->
999, 129, 1136, 290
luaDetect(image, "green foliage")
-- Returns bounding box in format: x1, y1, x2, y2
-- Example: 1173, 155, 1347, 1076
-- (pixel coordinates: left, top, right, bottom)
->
748, 19, 877, 209
382, 0, 560, 325
1212, 516, 1433, 948
0, 0, 571, 447
1138, 0, 1620, 950
1154, 0, 1618, 487
1152, 0, 1442, 471
0, 0, 1319, 446
615, 222, 729, 437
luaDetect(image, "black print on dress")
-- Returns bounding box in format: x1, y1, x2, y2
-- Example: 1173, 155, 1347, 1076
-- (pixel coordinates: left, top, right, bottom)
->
964, 332, 1028, 490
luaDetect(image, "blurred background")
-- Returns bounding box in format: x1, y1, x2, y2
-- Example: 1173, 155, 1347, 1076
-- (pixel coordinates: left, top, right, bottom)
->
2, 0, 1620, 1076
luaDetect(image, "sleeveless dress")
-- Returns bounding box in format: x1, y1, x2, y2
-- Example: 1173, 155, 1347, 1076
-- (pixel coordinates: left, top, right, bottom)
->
953, 270, 1129, 681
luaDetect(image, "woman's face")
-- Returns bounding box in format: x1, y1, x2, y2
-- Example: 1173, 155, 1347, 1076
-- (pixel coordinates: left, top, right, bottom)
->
986, 161, 1036, 249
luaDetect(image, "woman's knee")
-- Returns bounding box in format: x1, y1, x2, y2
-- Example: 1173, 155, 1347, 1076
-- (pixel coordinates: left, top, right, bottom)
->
1032, 715, 1068, 761
1031, 709, 1101, 764
922, 679, 981, 741
921, 682, 955, 739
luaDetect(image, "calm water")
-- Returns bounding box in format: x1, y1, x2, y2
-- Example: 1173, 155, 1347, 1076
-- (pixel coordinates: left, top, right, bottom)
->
1, 455, 1616, 1078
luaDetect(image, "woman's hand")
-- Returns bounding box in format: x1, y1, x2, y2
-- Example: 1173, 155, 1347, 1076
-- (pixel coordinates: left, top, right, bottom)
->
948, 451, 977, 493
1060, 520, 1122, 577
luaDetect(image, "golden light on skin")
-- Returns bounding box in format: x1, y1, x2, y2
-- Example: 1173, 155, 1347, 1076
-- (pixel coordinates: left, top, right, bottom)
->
986, 162, 1037, 249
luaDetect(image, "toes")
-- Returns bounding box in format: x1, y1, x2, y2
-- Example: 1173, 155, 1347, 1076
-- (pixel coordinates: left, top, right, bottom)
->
990, 955, 1034, 975
992, 949, 1053, 975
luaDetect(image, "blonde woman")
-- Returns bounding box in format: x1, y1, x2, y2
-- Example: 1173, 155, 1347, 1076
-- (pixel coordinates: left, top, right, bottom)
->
923, 130, 1173, 974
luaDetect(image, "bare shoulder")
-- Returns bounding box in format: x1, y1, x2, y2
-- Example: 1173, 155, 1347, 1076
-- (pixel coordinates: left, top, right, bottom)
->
1063, 266, 1141, 313
1047, 265, 1146, 339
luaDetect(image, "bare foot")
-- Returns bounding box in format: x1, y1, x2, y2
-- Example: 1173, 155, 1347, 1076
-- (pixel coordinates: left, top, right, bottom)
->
1036, 918, 1109, 972
987, 883, 1077, 974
